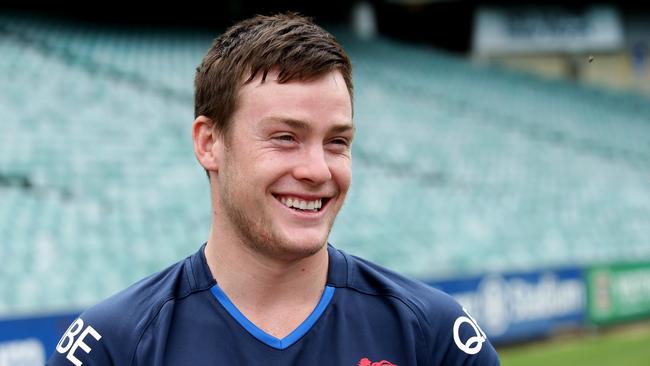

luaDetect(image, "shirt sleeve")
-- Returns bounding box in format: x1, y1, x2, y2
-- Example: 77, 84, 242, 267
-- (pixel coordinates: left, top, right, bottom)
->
423, 292, 501, 365
442, 305, 500, 365
46, 316, 114, 366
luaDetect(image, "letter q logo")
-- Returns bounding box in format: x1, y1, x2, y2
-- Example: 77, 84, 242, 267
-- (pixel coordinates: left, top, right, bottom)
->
453, 307, 487, 355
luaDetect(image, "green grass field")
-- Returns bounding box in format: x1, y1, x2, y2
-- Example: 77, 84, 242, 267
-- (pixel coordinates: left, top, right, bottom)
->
496, 323, 650, 366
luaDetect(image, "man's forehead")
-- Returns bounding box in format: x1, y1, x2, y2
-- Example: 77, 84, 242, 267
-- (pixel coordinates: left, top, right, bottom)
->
234, 69, 353, 130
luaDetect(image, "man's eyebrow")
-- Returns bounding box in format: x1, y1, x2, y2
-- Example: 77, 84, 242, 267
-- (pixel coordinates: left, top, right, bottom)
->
262, 116, 355, 134
330, 123, 356, 135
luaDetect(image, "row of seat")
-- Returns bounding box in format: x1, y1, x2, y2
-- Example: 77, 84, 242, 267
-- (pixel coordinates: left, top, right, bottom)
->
0, 14, 648, 315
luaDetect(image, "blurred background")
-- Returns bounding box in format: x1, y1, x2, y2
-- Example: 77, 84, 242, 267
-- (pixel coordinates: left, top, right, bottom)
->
1, 1, 649, 365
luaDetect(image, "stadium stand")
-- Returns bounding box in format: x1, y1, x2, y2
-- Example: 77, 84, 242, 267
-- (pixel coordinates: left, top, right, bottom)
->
1, 14, 649, 317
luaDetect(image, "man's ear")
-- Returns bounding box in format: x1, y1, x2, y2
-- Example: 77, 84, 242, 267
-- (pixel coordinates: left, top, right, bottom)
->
192, 115, 222, 172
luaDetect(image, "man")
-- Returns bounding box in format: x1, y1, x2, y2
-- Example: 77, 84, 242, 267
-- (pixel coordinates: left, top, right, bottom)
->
49, 13, 500, 365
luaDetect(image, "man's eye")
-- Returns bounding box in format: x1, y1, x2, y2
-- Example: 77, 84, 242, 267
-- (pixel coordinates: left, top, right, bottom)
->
274, 134, 295, 142
330, 138, 349, 146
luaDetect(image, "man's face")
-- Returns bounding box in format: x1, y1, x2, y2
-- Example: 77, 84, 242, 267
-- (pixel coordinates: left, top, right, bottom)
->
213, 70, 353, 261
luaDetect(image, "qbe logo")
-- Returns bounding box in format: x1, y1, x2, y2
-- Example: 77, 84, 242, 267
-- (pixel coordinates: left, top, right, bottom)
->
453, 307, 487, 355
56, 318, 102, 366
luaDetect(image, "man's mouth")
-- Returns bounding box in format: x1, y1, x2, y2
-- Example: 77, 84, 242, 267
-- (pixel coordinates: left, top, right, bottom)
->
273, 195, 331, 212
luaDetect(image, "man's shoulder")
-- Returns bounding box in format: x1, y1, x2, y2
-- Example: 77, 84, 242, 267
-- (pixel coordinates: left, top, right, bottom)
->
342, 251, 461, 317
340, 250, 500, 365
48, 246, 214, 365
84, 258, 188, 334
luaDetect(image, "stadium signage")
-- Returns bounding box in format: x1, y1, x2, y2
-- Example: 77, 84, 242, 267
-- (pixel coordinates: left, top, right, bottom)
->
473, 5, 624, 55
587, 262, 650, 325
430, 268, 586, 343
0, 338, 45, 366
0, 311, 79, 366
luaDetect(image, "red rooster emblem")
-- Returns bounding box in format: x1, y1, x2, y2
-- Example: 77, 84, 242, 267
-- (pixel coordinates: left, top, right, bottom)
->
357, 357, 397, 366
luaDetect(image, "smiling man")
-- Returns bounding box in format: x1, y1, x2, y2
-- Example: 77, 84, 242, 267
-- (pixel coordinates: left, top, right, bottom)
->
49, 13, 499, 365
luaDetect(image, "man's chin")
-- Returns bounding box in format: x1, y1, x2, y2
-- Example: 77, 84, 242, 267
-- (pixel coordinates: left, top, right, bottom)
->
269, 237, 327, 262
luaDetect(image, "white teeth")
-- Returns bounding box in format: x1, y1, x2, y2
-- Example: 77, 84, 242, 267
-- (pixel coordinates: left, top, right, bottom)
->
278, 196, 323, 211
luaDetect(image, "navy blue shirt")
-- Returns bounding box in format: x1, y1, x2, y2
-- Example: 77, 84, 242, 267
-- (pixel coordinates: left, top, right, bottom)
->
49, 244, 500, 365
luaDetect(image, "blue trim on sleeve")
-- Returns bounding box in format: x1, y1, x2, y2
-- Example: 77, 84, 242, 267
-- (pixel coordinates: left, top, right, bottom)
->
210, 284, 335, 350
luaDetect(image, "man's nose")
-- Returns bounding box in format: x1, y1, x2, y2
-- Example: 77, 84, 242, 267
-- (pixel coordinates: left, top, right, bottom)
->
292, 145, 332, 184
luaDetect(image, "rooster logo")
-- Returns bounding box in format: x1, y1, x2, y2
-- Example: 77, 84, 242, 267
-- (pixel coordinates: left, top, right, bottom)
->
357, 358, 397, 366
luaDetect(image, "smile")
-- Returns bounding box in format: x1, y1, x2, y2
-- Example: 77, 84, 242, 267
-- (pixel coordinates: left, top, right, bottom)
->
273, 195, 331, 213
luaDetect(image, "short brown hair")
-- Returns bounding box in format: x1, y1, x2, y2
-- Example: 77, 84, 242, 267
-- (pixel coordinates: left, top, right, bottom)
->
194, 12, 353, 138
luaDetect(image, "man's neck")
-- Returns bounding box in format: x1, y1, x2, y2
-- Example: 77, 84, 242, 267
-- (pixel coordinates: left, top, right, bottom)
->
204, 228, 329, 338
